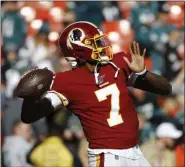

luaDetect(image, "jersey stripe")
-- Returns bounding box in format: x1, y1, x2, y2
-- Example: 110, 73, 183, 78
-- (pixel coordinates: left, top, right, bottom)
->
96, 155, 100, 167
100, 153, 104, 167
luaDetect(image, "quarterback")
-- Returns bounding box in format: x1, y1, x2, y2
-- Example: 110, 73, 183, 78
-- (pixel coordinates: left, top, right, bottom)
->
16, 21, 172, 167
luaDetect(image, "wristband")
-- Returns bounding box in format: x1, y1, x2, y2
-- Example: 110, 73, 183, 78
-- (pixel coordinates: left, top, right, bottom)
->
127, 68, 148, 86
135, 68, 147, 75
136, 68, 148, 79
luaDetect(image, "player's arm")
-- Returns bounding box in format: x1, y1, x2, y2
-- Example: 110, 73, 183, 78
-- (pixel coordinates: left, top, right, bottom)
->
15, 68, 69, 124
125, 42, 172, 95
21, 97, 54, 124
131, 70, 172, 95
21, 91, 67, 124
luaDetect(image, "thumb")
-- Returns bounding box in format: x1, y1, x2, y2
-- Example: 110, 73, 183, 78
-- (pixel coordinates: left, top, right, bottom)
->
123, 57, 131, 67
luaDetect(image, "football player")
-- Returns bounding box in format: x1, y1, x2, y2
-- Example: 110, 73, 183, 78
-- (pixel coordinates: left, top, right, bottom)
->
20, 21, 172, 167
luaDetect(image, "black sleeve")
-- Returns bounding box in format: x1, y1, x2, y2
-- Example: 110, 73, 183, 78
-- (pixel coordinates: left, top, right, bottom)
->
134, 70, 172, 96
21, 97, 54, 124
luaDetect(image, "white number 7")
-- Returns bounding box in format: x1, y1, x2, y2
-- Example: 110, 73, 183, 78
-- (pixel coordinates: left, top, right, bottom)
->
95, 83, 124, 127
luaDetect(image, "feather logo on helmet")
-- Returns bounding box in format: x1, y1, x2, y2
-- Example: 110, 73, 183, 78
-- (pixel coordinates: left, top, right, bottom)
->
67, 28, 86, 49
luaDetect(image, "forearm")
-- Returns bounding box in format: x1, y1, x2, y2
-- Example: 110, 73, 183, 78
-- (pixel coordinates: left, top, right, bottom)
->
21, 91, 65, 124
134, 70, 172, 95
21, 97, 55, 124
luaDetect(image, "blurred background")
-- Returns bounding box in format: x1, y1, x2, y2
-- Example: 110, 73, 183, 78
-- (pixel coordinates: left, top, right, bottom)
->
1, 1, 184, 167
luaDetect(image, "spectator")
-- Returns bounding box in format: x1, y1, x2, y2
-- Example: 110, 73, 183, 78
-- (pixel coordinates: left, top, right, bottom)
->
1, 1, 27, 57
130, 1, 158, 30
27, 136, 74, 167
45, 107, 71, 136
1, 46, 7, 83
149, 2, 176, 74
1, 1, 27, 98
1, 81, 7, 111
170, 61, 184, 95
63, 3, 76, 27
18, 21, 56, 72
78, 137, 88, 167
72, 2, 104, 27
43, 108, 83, 167
161, 96, 178, 117
1, 1, 27, 81
163, 29, 184, 82
4, 28, 59, 98
67, 114, 84, 140
2, 120, 33, 167
174, 133, 184, 167
101, 1, 122, 22
141, 122, 183, 166
175, 144, 184, 167
3, 97, 23, 136
4, 67, 21, 98
138, 112, 155, 145
130, 88, 162, 120
175, 95, 184, 125
130, 1, 158, 50
65, 114, 85, 167
31, 118, 48, 141
149, 96, 183, 129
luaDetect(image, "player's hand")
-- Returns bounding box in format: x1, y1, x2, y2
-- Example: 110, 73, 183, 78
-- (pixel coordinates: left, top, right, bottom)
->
123, 41, 146, 73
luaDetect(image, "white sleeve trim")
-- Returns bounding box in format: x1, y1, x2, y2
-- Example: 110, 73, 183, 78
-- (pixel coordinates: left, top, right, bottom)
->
44, 91, 69, 109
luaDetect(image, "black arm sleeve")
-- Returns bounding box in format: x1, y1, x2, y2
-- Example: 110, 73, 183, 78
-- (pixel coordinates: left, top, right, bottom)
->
134, 70, 172, 96
21, 97, 55, 124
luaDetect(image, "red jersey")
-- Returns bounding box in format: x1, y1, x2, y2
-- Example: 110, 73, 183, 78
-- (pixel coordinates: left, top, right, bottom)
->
51, 52, 139, 149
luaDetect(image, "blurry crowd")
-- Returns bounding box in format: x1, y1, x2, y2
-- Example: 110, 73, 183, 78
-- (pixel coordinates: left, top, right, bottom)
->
1, 1, 184, 167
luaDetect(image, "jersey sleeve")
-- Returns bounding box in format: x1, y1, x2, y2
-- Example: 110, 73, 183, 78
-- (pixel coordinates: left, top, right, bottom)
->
114, 52, 132, 79
49, 73, 70, 107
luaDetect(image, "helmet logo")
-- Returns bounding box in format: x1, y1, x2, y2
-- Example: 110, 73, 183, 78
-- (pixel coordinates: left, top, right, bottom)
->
69, 28, 85, 43
70, 29, 81, 41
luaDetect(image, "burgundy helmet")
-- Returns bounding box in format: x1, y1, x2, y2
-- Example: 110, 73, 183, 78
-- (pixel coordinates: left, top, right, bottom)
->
58, 21, 113, 65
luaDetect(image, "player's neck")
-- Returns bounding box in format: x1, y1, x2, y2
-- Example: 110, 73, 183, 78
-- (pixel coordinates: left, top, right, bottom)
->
85, 62, 95, 73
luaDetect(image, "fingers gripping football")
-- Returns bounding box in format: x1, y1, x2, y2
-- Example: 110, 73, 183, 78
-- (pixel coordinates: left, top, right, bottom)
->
15, 68, 54, 98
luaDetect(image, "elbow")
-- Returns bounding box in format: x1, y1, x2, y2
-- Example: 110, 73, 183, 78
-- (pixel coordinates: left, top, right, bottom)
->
21, 115, 34, 124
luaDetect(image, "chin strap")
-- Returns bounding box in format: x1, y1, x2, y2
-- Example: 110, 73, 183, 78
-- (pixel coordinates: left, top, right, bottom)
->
94, 60, 120, 85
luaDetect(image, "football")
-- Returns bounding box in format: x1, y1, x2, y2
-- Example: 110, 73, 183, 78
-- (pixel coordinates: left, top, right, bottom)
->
15, 68, 53, 98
